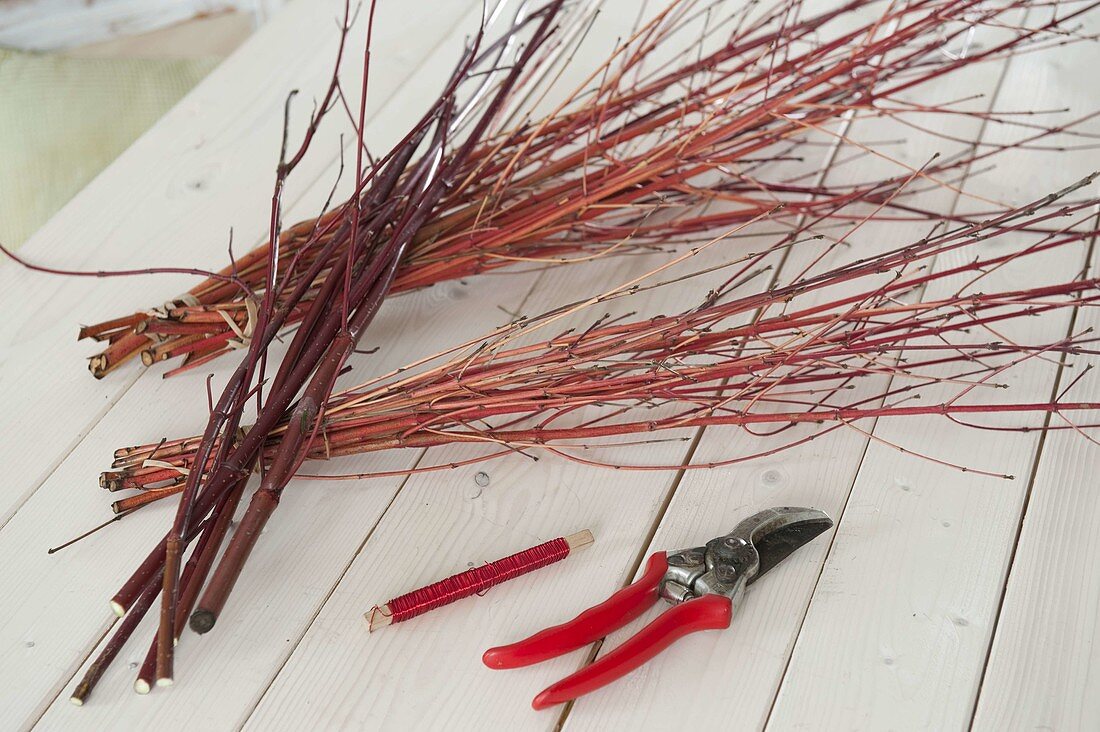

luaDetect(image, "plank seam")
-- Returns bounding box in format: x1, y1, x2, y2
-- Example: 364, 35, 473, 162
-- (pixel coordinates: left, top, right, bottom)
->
0, 366, 144, 534
757, 32, 1024, 728
555, 79, 862, 732
966, 212, 1100, 730
27, 617, 118, 731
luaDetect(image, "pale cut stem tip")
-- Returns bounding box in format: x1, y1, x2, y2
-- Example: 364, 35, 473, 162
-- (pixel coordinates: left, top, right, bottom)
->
156, 677, 173, 688
365, 604, 393, 632
110, 600, 126, 618
565, 529, 594, 552
69, 696, 84, 707
134, 679, 151, 695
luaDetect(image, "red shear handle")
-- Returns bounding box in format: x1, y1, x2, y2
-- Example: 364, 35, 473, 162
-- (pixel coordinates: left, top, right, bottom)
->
483, 552, 669, 670
531, 594, 733, 710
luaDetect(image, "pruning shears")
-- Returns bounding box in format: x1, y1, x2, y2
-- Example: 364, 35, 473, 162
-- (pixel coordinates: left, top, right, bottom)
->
483, 506, 833, 709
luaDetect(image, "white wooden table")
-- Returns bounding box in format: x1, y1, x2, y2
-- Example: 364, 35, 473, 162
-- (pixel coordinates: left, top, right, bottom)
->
2, 1, 1098, 729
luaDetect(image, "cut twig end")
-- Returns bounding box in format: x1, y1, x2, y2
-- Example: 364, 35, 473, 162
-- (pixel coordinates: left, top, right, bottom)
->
134, 678, 151, 695
189, 609, 217, 635
155, 677, 173, 688
110, 600, 126, 618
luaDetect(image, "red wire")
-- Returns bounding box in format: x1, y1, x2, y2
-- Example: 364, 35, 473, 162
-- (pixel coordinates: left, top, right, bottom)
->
387, 537, 571, 624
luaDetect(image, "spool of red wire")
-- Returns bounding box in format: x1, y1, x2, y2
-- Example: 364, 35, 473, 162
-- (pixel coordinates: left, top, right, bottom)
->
366, 530, 594, 631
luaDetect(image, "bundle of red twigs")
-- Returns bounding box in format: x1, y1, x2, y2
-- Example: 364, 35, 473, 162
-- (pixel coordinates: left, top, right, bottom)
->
106, 177, 1100, 495
15, 0, 1092, 706
76, 0, 1096, 378
65, 0, 581, 702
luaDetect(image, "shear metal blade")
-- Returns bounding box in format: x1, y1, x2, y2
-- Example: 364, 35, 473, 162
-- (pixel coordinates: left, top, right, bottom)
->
735, 507, 833, 583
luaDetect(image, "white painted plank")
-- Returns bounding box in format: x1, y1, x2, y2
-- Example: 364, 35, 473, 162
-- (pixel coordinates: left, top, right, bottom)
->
969, 254, 1100, 729
0, 0, 477, 530
559, 23, 1017, 732
766, 19, 1100, 731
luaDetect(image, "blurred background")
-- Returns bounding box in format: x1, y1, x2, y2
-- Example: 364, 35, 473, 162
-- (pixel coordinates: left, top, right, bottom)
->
0, 0, 284, 251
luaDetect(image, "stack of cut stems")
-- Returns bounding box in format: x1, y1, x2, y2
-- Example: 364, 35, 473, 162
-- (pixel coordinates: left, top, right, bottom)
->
78, 0, 1098, 378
